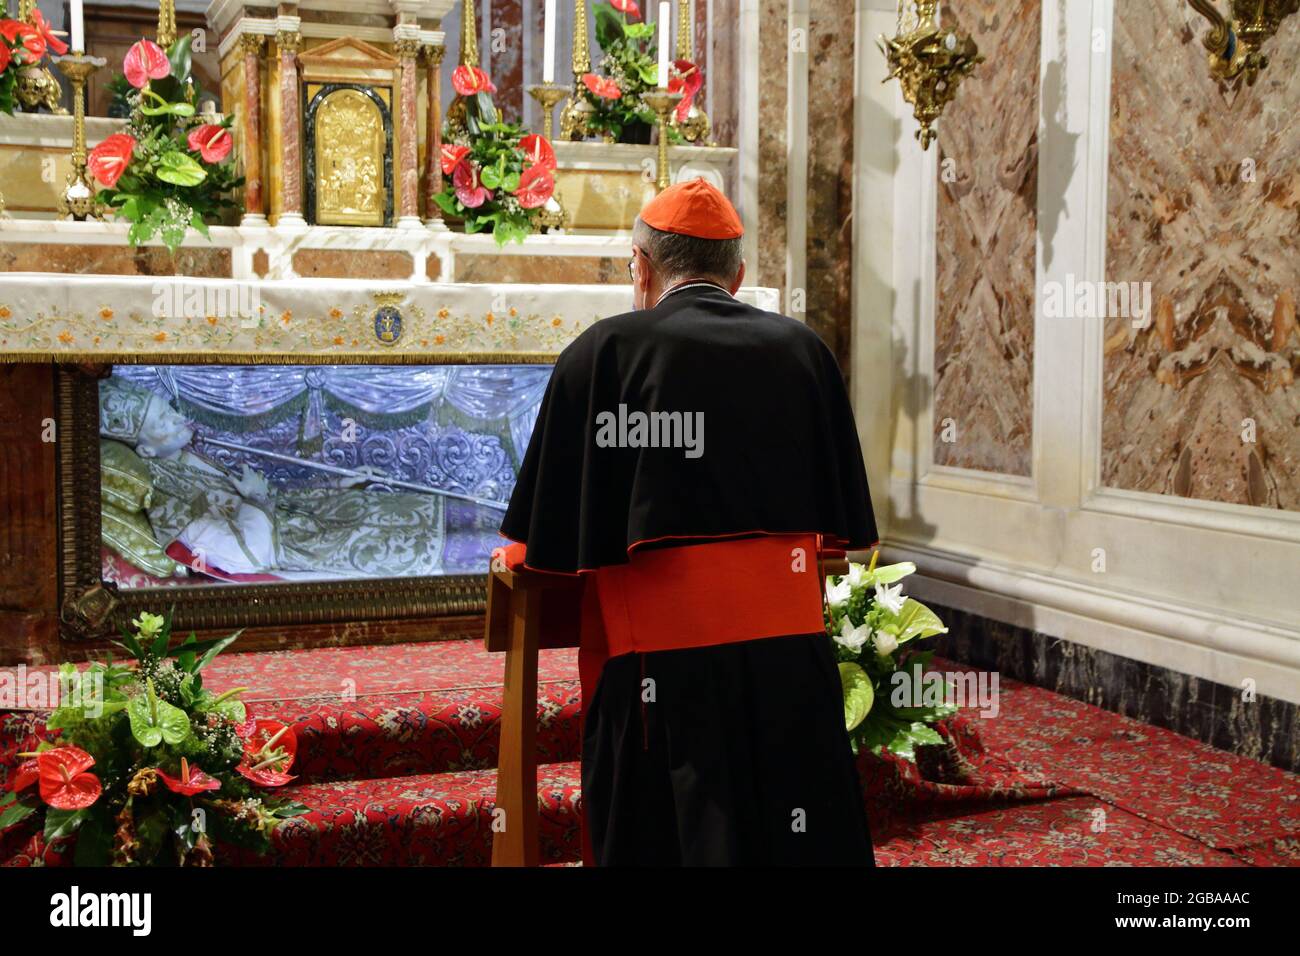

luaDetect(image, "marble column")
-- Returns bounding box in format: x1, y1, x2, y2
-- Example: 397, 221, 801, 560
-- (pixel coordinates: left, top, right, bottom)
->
423, 43, 446, 229
395, 35, 423, 229
276, 28, 305, 227
239, 33, 266, 225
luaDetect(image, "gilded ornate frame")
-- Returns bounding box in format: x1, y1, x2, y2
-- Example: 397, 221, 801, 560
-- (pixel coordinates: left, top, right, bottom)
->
55, 366, 491, 640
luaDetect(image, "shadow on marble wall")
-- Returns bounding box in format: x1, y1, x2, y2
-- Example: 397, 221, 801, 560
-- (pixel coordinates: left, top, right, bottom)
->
932, 604, 1300, 774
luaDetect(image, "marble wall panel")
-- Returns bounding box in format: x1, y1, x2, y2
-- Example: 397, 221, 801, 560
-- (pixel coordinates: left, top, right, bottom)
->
0, 243, 233, 278
805, 0, 856, 372
1104, 1, 1300, 509
931, 0, 1040, 476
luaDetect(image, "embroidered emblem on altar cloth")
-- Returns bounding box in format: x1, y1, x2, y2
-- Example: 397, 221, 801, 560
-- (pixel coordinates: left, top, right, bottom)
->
371, 292, 405, 346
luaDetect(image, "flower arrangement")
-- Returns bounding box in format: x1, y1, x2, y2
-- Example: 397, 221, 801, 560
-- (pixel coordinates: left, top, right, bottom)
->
0, 10, 67, 115
435, 65, 557, 245
0, 610, 306, 866
88, 37, 242, 253
824, 553, 955, 760
581, 0, 700, 143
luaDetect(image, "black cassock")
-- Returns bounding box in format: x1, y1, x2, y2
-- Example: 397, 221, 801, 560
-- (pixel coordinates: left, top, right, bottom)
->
501, 282, 878, 866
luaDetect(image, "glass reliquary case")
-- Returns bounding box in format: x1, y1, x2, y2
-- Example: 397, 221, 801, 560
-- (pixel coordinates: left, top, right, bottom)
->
58, 361, 551, 639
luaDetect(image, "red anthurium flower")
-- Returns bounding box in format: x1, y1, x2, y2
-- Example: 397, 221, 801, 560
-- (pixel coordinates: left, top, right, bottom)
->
581, 73, 622, 101
669, 60, 704, 122
451, 64, 496, 96
518, 134, 556, 172
453, 161, 491, 209
187, 123, 232, 163
157, 757, 221, 796
2, 21, 45, 64
0, 38, 11, 73
440, 142, 470, 176
236, 719, 297, 788
36, 746, 102, 811
11, 758, 39, 792
31, 9, 68, 57
514, 164, 555, 210
87, 133, 137, 188
609, 0, 642, 18
123, 38, 171, 89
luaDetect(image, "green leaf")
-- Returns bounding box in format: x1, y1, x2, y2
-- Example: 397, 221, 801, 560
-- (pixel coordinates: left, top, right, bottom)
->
839, 662, 875, 732
0, 800, 36, 830
433, 190, 459, 217
44, 807, 89, 843
270, 801, 311, 819
625, 22, 655, 39
168, 629, 242, 669
593, 3, 627, 50
155, 151, 207, 187
168, 35, 193, 85
73, 813, 113, 866
475, 91, 498, 124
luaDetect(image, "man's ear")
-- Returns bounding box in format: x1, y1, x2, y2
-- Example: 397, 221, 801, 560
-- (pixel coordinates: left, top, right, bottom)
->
728, 260, 746, 295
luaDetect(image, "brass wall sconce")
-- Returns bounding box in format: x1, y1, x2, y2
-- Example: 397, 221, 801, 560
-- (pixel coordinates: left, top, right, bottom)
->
1189, 0, 1300, 85
879, 0, 983, 150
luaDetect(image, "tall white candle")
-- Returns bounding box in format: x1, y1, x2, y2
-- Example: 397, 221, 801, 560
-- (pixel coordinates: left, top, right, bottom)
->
70, 0, 85, 53
542, 0, 556, 83
657, 1, 670, 89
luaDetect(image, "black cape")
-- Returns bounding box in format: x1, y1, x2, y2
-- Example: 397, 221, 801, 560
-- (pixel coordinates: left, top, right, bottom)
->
502, 283, 877, 866
500, 283, 878, 570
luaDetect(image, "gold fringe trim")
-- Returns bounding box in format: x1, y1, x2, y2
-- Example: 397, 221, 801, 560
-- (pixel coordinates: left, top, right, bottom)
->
0, 350, 560, 366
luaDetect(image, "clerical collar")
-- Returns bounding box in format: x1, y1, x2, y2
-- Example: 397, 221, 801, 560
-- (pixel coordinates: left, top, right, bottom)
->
654, 279, 734, 308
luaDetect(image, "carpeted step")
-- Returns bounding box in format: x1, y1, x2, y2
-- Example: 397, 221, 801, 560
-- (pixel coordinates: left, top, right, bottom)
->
201, 641, 584, 783
223, 760, 584, 867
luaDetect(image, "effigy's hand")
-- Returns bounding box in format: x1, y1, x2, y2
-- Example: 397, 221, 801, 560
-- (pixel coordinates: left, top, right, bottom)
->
233, 464, 272, 503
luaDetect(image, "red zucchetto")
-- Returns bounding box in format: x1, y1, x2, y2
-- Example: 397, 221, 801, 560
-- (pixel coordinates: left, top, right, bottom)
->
638, 177, 744, 240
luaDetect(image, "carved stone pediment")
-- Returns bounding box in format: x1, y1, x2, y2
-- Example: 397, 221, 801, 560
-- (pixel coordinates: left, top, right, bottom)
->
297, 37, 399, 85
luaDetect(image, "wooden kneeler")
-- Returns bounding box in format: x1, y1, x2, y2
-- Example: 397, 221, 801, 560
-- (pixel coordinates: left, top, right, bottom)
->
484, 554, 851, 866
484, 564, 582, 866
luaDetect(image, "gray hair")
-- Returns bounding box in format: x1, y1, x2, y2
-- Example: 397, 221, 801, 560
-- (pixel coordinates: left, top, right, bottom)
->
632, 217, 744, 284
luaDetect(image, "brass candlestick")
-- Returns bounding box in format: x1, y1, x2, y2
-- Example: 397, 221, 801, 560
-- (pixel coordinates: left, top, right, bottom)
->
673, 0, 712, 144
14, 0, 66, 113
559, 0, 593, 140
53, 54, 107, 221
527, 82, 567, 139
641, 90, 683, 193
157, 0, 177, 48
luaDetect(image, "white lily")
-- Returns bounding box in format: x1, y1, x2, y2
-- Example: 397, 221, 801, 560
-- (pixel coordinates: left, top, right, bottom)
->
835, 616, 872, 652
873, 581, 906, 616
846, 562, 868, 588
825, 576, 852, 608
873, 630, 899, 658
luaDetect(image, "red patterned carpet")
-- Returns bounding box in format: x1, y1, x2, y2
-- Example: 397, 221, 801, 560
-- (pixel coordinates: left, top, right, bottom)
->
2, 641, 1297, 866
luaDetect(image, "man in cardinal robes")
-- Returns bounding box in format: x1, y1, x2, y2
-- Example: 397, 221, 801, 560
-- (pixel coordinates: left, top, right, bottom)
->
498, 178, 878, 866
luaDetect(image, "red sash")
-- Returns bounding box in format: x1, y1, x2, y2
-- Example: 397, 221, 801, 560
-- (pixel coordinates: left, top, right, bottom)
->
495, 532, 830, 865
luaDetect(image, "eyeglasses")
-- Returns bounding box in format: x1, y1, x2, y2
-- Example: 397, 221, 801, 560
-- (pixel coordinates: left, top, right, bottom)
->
627, 246, 651, 281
